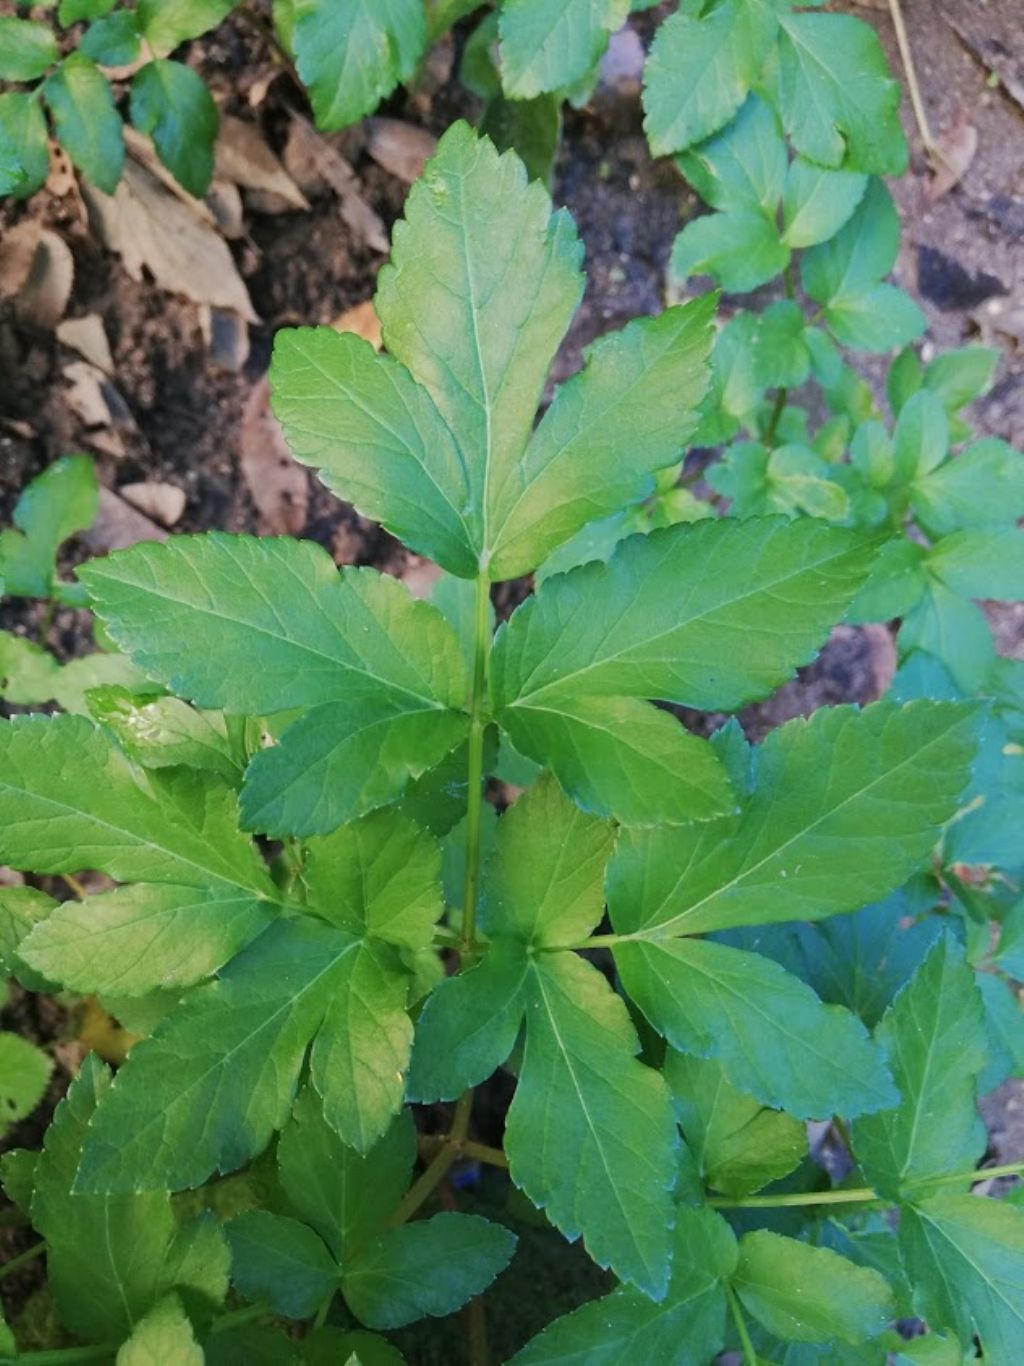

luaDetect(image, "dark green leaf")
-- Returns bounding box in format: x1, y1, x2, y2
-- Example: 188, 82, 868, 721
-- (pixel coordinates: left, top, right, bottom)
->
671, 208, 788, 293
80, 10, 141, 66
137, 0, 235, 56
43, 53, 124, 193
227, 1211, 337, 1318
0, 91, 50, 198
498, 0, 627, 99
130, 60, 218, 196
0, 454, 97, 598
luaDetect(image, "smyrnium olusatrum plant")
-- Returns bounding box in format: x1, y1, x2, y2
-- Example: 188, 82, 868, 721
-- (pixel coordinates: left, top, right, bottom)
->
1, 124, 1021, 1363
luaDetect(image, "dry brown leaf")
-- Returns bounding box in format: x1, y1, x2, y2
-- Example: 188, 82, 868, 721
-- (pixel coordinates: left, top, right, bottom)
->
206, 178, 245, 239
364, 119, 437, 185
927, 108, 978, 201
119, 481, 187, 527
83, 155, 258, 322
57, 313, 114, 374
331, 299, 383, 350
83, 487, 168, 553
283, 117, 388, 253
239, 375, 309, 535
215, 114, 310, 212
63, 360, 114, 428
0, 223, 74, 330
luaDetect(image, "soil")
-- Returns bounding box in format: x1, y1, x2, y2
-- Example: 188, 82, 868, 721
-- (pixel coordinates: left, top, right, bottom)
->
1, 0, 1023, 1355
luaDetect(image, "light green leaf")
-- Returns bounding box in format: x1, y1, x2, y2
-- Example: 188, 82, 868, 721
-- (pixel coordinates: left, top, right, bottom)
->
0, 634, 150, 717
665, 1052, 806, 1197
480, 776, 614, 945
343, 1213, 515, 1330
754, 302, 810, 389
735, 1230, 894, 1344
677, 94, 786, 216
81, 11, 141, 66
32, 1055, 178, 1341
911, 438, 1024, 538
824, 283, 926, 353
116, 1295, 203, 1366
75, 918, 360, 1192
227, 1211, 338, 1318
278, 1087, 415, 1263
771, 13, 907, 174
293, 0, 425, 130
407, 937, 529, 1102
897, 582, 995, 695
130, 59, 218, 196
509, 1205, 735, 1364
43, 53, 124, 194
900, 1193, 1024, 1359
642, 0, 776, 157
137, 0, 234, 56
671, 207, 788, 293
86, 687, 241, 781
802, 179, 898, 306
488, 296, 715, 579
0, 885, 57, 992
59, 0, 117, 23
0, 454, 97, 598
854, 936, 987, 1200
0, 91, 50, 199
0, 17, 57, 80
0, 1033, 52, 1132
893, 391, 949, 482
605, 701, 977, 938
498, 0, 628, 99
494, 518, 877, 715
302, 808, 443, 948
375, 123, 584, 579
782, 160, 867, 249
923, 345, 1000, 412
505, 951, 678, 1295
767, 446, 849, 521
927, 527, 1024, 602
615, 937, 896, 1119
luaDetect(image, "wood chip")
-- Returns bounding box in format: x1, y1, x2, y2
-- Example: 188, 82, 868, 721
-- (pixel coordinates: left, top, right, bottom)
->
83, 487, 168, 552
0, 223, 74, 330
57, 313, 114, 374
364, 119, 438, 185
239, 375, 309, 535
215, 114, 310, 212
282, 117, 388, 253
927, 107, 978, 201
331, 299, 382, 350
119, 481, 187, 527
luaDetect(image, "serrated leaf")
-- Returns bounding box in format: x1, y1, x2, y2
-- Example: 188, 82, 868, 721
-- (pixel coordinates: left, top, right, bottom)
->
75, 918, 362, 1192
0, 17, 57, 80
130, 59, 217, 197
227, 1211, 338, 1319
615, 937, 895, 1119
137, 0, 234, 56
505, 951, 678, 1295
642, 0, 776, 157
911, 438, 1024, 539
0, 885, 58, 992
498, 0, 628, 99
0, 454, 97, 598
900, 1194, 1024, 1359
510, 1205, 735, 1364
31, 1055, 178, 1341
0, 1033, 52, 1132
407, 937, 528, 1102
606, 702, 977, 938
480, 776, 614, 945
771, 13, 907, 174
278, 1086, 415, 1262
43, 54, 124, 194
671, 208, 788, 293
754, 302, 810, 389
342, 1213, 515, 1329
854, 936, 987, 1200
87, 687, 241, 781
735, 1230, 894, 1344
665, 1052, 806, 1197
0, 91, 50, 199
293, 0, 425, 130
677, 94, 786, 216
923, 346, 1000, 413
927, 527, 1024, 602
116, 1295, 203, 1366
897, 582, 995, 695
782, 160, 868, 249
824, 283, 926, 353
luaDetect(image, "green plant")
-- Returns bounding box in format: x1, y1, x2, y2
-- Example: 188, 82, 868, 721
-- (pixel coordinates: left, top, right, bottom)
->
0, 122, 1022, 1361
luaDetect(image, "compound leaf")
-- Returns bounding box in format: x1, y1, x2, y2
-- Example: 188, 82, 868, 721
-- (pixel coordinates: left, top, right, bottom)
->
505, 952, 678, 1296
911, 438, 1024, 539
227, 1211, 338, 1319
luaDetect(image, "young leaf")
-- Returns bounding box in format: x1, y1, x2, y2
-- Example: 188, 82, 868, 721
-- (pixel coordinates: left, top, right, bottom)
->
278, 1087, 415, 1262
227, 1211, 338, 1318
0, 18, 57, 81
293, 0, 426, 130
86, 687, 241, 781
605, 701, 977, 937
43, 54, 124, 194
510, 1206, 736, 1364
130, 60, 218, 197
899, 1194, 1024, 1360
910, 438, 1024, 538
0, 454, 97, 599
677, 95, 786, 216
75, 918, 363, 1192
642, 0, 776, 157
116, 1295, 202, 1366
893, 391, 949, 482
853, 936, 987, 1200
0, 91, 50, 199
0, 885, 58, 992
898, 582, 995, 696
137, 0, 234, 55
81, 11, 142, 67
342, 1213, 516, 1329
927, 527, 1024, 602
782, 160, 868, 249
615, 936, 896, 1119
734, 1230, 894, 1344
0, 1033, 52, 1133
665, 1052, 806, 1198
498, 0, 628, 99
505, 951, 678, 1296
671, 208, 788, 294
771, 13, 907, 174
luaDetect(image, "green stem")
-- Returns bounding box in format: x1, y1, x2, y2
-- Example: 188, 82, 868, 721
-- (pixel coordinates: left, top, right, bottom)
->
726, 1284, 758, 1366
387, 1140, 461, 1229
462, 1140, 508, 1170
311, 1293, 333, 1331
921, 1161, 1024, 1189
0, 1239, 45, 1281
4, 1348, 115, 1365
461, 573, 492, 952
710, 1187, 882, 1211
764, 387, 788, 447
207, 1303, 272, 1335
